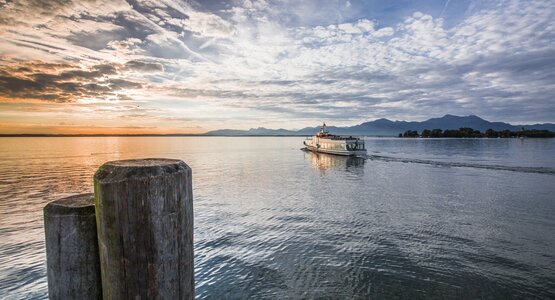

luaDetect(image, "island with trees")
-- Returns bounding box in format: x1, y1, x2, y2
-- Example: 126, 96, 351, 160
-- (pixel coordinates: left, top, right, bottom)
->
399, 128, 554, 138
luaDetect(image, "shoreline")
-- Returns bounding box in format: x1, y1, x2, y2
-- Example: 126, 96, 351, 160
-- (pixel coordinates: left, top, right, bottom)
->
1, 134, 553, 138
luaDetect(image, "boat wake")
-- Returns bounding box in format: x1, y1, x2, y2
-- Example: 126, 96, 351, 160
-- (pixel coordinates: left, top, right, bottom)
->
301, 148, 554, 175
367, 155, 555, 175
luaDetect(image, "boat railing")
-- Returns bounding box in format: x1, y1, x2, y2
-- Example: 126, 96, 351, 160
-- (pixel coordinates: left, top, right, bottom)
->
335, 136, 366, 141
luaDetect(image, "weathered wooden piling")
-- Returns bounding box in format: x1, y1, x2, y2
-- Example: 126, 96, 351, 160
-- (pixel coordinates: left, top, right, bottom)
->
94, 158, 194, 299
43, 193, 102, 300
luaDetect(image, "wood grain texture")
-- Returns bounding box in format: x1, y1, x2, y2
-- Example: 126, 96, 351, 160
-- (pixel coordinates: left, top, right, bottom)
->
94, 158, 194, 300
43, 193, 102, 300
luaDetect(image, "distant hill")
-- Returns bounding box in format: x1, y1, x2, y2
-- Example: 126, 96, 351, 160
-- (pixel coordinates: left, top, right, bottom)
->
205, 127, 294, 136
205, 115, 555, 136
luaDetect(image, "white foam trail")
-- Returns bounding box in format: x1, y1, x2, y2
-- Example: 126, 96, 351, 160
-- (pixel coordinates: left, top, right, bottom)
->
367, 155, 555, 175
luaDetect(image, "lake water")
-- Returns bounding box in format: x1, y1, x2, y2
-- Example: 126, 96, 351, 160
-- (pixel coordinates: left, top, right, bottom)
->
0, 137, 554, 299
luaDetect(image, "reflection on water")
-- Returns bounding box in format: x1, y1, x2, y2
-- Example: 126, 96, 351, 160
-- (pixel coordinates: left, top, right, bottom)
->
1, 137, 554, 299
305, 150, 365, 173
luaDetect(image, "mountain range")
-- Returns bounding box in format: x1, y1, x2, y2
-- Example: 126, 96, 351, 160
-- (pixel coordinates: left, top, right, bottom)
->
206, 115, 555, 136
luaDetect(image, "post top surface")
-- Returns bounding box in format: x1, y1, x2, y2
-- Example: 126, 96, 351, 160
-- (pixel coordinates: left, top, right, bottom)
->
94, 158, 190, 184
44, 193, 95, 216
105, 158, 181, 167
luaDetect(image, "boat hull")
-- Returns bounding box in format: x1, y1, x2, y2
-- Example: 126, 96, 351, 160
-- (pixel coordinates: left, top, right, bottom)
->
304, 144, 366, 157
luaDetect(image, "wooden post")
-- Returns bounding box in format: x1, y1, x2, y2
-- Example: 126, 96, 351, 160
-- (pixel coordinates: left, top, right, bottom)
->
94, 158, 194, 299
43, 193, 102, 300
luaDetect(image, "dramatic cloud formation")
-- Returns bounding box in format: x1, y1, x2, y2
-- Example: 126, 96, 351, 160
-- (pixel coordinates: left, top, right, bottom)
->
0, 0, 553, 133
0, 61, 143, 102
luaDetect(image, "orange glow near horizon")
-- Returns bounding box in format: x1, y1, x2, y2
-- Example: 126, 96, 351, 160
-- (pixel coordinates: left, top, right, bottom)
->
0, 121, 206, 135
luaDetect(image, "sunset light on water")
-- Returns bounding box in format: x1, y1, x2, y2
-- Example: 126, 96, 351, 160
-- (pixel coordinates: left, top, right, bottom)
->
1, 1, 554, 299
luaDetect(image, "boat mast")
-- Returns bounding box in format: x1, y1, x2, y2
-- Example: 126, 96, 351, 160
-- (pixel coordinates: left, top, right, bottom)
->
320, 122, 328, 135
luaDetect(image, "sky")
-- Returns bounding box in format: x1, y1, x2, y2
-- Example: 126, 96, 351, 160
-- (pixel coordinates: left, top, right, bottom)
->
0, 0, 554, 134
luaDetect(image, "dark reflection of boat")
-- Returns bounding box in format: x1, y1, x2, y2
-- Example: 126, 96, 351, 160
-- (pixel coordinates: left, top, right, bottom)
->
305, 150, 365, 173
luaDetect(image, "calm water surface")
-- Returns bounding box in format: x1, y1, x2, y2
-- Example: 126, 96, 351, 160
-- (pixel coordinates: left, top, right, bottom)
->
0, 137, 554, 299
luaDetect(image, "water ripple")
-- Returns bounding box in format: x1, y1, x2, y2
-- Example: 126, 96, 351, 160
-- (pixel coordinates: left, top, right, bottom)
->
1, 137, 554, 299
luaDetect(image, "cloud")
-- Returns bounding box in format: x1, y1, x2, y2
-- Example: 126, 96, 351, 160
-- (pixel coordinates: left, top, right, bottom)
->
0, 61, 143, 102
168, 11, 234, 38
106, 38, 143, 52
0, 0, 554, 132
124, 60, 164, 72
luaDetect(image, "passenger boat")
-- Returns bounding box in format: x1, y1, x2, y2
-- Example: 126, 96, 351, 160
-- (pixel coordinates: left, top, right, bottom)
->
303, 123, 367, 156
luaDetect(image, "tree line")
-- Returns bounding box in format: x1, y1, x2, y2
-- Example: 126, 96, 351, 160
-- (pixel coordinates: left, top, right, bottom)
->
399, 128, 554, 138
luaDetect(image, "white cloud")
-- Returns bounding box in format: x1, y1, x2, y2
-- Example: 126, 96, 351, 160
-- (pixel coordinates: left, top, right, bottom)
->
179, 11, 235, 38
374, 27, 394, 37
